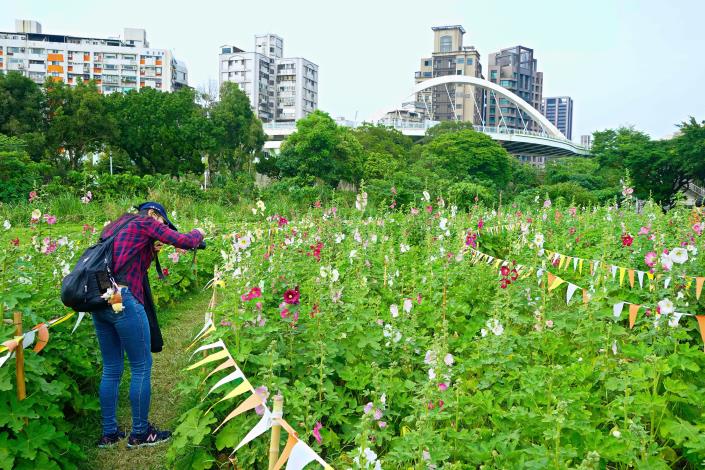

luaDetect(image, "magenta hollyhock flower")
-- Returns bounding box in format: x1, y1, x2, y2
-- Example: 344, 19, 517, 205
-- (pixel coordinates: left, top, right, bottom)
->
438, 382, 448, 392
693, 223, 703, 236
249, 286, 262, 299
312, 422, 323, 444
278, 216, 288, 227
280, 308, 289, 319
426, 205, 433, 213
644, 251, 657, 267
477, 218, 484, 230
44, 214, 57, 225
283, 287, 300, 305
500, 265, 510, 277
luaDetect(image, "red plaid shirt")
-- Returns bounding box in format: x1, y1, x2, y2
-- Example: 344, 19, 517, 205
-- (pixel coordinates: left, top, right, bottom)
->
101, 214, 204, 305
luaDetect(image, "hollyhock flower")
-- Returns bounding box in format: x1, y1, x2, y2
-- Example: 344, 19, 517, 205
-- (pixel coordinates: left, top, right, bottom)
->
310, 422, 323, 444
545, 320, 554, 328
422, 191, 430, 202
657, 298, 674, 315
364, 402, 374, 414
424, 350, 436, 365
444, 353, 454, 366
438, 382, 448, 392
428, 368, 436, 380
280, 308, 289, 319
389, 199, 397, 209
621, 233, 634, 247
510, 269, 519, 281
533, 233, 544, 246
390, 304, 399, 318
403, 298, 412, 313
500, 265, 510, 277
486, 318, 504, 336
400, 243, 410, 253
426, 205, 433, 214
220, 319, 231, 327
43, 214, 57, 225
477, 218, 484, 230
644, 251, 657, 267
377, 421, 387, 429
28, 191, 38, 202
81, 191, 93, 204
568, 207, 577, 217
168, 251, 180, 263
410, 207, 419, 216
622, 187, 634, 197
543, 199, 552, 208
500, 278, 509, 289
283, 287, 300, 305
30, 209, 41, 223
254, 386, 269, 415
373, 408, 383, 420
162, 268, 169, 276
660, 252, 673, 271
278, 216, 288, 227
638, 226, 650, 236
669, 247, 688, 264
693, 223, 703, 236
11, 238, 19, 247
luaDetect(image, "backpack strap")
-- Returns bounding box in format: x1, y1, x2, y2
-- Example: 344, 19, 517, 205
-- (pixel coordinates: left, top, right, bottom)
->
100, 214, 138, 242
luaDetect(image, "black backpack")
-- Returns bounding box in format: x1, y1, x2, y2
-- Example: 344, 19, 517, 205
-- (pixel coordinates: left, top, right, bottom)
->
61, 216, 137, 312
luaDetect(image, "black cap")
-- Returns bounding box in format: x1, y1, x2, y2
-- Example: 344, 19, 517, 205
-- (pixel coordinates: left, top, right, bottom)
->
137, 202, 177, 230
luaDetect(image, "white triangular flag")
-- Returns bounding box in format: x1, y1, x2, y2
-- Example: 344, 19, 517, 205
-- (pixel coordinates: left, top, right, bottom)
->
611, 265, 618, 279
285, 440, 327, 470
190, 339, 225, 359
668, 312, 684, 327
22, 331, 36, 349
537, 268, 544, 286
192, 318, 214, 342
613, 302, 626, 318
566, 283, 579, 303
593, 261, 600, 274
0, 351, 13, 368
72, 312, 86, 334
573, 257, 578, 271
233, 408, 272, 453
637, 271, 644, 288
664, 277, 671, 289
207, 368, 245, 397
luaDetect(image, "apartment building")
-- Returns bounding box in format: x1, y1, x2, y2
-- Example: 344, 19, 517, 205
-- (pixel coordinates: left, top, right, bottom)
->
581, 134, 593, 149
486, 45, 543, 132
414, 25, 484, 124
0, 20, 188, 93
542, 96, 573, 140
219, 34, 318, 123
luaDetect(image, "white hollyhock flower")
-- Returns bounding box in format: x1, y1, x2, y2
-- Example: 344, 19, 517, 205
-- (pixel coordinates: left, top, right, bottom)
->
400, 243, 410, 253
444, 353, 454, 366
422, 191, 430, 202
3, 220, 10, 230
658, 298, 674, 315
390, 304, 399, 318
439, 218, 448, 230
330, 269, 339, 282
403, 298, 413, 313
669, 247, 688, 264
533, 233, 544, 246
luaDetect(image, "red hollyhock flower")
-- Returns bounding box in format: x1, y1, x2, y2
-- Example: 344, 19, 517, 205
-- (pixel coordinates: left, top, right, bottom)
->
162, 268, 169, 276
11, 237, 20, 246
500, 278, 510, 289
510, 269, 519, 281
500, 265, 510, 277
283, 286, 300, 305
278, 216, 288, 227
621, 233, 634, 247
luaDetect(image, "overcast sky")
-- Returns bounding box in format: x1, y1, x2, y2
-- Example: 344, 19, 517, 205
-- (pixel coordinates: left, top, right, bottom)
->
7, 0, 704, 140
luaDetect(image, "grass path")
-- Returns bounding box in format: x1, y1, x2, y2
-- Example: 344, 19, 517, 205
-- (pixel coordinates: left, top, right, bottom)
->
78, 290, 212, 470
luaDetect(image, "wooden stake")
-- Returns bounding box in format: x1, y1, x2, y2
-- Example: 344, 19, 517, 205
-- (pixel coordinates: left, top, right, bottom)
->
13, 312, 26, 403
268, 393, 284, 469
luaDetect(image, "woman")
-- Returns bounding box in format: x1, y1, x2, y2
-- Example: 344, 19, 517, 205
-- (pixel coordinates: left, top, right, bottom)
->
93, 202, 204, 448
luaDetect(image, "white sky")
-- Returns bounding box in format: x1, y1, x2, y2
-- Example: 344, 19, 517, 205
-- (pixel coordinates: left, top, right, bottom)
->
7, 0, 705, 140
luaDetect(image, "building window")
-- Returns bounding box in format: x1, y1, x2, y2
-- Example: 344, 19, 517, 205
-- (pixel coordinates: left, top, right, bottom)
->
439, 35, 452, 53
466, 58, 473, 65
456, 57, 464, 64
424, 60, 430, 67
490, 70, 497, 80
456, 70, 462, 75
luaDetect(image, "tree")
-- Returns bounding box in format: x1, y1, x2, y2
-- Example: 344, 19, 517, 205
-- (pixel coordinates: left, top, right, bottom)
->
592, 126, 689, 205
107, 87, 209, 176
418, 129, 514, 189
273, 111, 364, 186
675, 117, 705, 183
0, 72, 47, 161
421, 120, 477, 143
45, 79, 116, 170
352, 123, 413, 180
208, 82, 265, 174
0, 134, 44, 202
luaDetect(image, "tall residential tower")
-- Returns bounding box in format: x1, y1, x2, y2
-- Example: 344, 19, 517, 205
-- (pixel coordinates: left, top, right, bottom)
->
541, 96, 573, 140
219, 34, 318, 123
414, 25, 484, 123
486, 46, 543, 132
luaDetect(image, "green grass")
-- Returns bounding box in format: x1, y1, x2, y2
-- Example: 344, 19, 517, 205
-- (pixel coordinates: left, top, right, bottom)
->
76, 289, 213, 470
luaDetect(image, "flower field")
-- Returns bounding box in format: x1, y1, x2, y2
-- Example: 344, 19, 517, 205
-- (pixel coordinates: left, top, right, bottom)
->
3, 190, 705, 469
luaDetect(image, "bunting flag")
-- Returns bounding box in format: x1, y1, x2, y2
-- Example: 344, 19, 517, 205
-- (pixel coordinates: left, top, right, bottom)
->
628, 269, 635, 288
696, 316, 705, 352
566, 283, 579, 303
187, 323, 332, 469
0, 311, 82, 369
548, 273, 565, 292
697, 278, 705, 300
613, 302, 626, 318
628, 304, 641, 329
637, 270, 645, 288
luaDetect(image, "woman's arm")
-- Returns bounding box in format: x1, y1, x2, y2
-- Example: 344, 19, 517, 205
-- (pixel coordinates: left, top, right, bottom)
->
142, 217, 204, 250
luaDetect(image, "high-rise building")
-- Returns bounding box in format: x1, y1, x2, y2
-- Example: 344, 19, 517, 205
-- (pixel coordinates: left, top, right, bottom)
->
219, 34, 318, 123
0, 20, 188, 93
541, 96, 573, 140
486, 46, 543, 132
414, 25, 484, 123
581, 134, 593, 149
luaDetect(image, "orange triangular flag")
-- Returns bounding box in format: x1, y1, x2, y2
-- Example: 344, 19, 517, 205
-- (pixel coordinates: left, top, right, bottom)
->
582, 289, 589, 304
696, 315, 705, 353
628, 304, 641, 329
548, 274, 565, 292
204, 357, 236, 382
547, 272, 555, 289
628, 270, 635, 288
272, 434, 299, 470
214, 392, 262, 433
33, 324, 49, 353
696, 278, 705, 300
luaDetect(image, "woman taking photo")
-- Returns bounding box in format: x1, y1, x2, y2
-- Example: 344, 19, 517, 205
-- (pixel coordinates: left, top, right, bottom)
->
94, 202, 204, 448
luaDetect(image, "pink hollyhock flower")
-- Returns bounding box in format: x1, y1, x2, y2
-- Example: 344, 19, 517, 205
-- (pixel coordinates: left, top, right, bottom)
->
377, 421, 387, 429
410, 207, 419, 216
220, 319, 232, 327
168, 251, 180, 263
638, 226, 650, 236
545, 320, 554, 328
283, 286, 300, 305
374, 408, 383, 420
255, 301, 263, 311
364, 402, 374, 414
254, 386, 269, 415
249, 287, 262, 299
568, 207, 577, 217
543, 199, 552, 208
478, 218, 484, 230
438, 382, 448, 392
280, 308, 289, 319
44, 214, 57, 225
621, 233, 634, 247
427, 401, 435, 410
693, 223, 703, 236
312, 422, 323, 444
426, 205, 433, 213
28, 191, 37, 202
391, 186, 397, 195
313, 200, 321, 208
292, 311, 299, 322
417, 293, 423, 305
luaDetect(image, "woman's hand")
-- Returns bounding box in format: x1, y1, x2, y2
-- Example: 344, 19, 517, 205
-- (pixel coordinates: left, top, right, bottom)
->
154, 241, 164, 252
195, 228, 206, 237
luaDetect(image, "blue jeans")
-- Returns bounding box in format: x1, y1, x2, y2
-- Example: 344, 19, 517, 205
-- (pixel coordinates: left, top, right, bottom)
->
92, 288, 152, 436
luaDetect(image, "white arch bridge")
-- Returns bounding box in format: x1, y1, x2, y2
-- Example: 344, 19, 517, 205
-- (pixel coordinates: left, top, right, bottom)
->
264, 76, 589, 158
